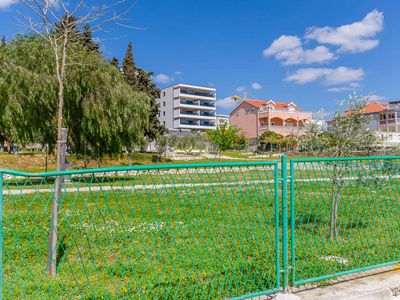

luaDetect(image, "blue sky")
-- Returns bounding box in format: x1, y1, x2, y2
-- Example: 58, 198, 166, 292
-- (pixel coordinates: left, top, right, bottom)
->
1, 1, 399, 117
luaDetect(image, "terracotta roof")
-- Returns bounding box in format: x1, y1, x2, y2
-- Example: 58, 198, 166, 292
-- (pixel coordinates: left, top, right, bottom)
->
245, 99, 300, 110
344, 102, 389, 115
361, 102, 388, 114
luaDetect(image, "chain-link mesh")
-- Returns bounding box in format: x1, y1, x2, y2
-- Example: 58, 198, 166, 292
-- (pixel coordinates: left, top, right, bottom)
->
290, 157, 400, 285
0, 162, 279, 299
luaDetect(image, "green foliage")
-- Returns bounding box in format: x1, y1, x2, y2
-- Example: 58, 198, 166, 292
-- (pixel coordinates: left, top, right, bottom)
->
121, 43, 165, 141
298, 95, 380, 239
136, 68, 166, 140
110, 57, 119, 68
81, 24, 100, 52
122, 42, 137, 88
259, 130, 283, 151
1, 35, 5, 48
207, 124, 242, 155
172, 132, 207, 154
0, 35, 150, 159
299, 95, 379, 157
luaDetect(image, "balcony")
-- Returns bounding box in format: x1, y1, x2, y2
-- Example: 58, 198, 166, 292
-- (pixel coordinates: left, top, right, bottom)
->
180, 89, 216, 98
174, 100, 216, 110
177, 120, 216, 130
174, 109, 215, 120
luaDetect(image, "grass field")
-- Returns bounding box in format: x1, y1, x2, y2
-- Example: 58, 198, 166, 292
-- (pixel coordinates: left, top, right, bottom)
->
1, 158, 399, 299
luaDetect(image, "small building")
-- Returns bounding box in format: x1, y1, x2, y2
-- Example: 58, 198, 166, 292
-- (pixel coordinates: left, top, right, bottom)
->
156, 84, 217, 133
215, 114, 230, 127
230, 99, 312, 138
346, 101, 400, 146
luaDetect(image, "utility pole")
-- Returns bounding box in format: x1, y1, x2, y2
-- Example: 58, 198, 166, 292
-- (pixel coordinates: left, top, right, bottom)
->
47, 128, 67, 277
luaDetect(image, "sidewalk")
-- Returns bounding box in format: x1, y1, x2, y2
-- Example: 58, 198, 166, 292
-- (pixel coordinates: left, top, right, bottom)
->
252, 266, 400, 300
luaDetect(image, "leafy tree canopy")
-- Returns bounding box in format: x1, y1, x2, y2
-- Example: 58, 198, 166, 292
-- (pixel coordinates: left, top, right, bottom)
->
0, 34, 150, 160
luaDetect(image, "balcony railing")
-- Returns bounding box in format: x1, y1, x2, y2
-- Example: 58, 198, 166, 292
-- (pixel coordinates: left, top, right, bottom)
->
180, 90, 215, 98
178, 101, 216, 108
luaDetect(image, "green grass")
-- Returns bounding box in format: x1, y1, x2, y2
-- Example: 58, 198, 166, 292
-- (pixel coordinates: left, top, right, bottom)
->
2, 165, 279, 299
1, 159, 400, 299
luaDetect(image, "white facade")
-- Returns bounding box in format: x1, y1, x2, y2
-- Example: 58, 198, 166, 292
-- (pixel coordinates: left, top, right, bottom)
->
367, 102, 400, 146
216, 114, 230, 127
156, 84, 216, 132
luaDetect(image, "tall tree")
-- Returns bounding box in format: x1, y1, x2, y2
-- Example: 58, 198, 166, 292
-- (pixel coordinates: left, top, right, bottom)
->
82, 24, 99, 52
17, 0, 138, 277
122, 42, 137, 88
136, 68, 166, 140
121, 43, 166, 141
110, 57, 119, 68
1, 36, 6, 47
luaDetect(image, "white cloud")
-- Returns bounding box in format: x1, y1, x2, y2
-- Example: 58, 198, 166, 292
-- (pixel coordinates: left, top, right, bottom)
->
251, 82, 262, 90
367, 94, 385, 101
285, 67, 364, 85
0, 0, 16, 8
263, 35, 336, 65
236, 86, 246, 93
327, 82, 361, 93
305, 10, 384, 53
217, 97, 237, 110
153, 74, 174, 84
174, 71, 182, 75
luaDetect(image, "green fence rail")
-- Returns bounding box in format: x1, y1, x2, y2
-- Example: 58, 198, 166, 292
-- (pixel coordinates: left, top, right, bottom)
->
0, 155, 399, 299
0, 161, 280, 299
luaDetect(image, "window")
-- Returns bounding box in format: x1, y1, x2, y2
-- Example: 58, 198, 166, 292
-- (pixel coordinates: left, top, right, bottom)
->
163, 92, 166, 97
163, 121, 165, 126
163, 102, 166, 107
163, 111, 166, 116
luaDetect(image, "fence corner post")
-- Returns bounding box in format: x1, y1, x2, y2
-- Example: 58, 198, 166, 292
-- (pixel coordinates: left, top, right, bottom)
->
281, 154, 289, 291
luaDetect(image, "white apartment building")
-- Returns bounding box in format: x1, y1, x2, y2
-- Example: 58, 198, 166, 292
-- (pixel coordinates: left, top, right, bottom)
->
156, 84, 217, 132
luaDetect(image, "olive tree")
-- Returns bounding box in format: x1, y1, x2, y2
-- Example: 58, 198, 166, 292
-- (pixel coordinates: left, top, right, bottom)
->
299, 94, 379, 239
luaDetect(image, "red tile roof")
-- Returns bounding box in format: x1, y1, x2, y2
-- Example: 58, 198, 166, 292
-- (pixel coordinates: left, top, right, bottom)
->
344, 102, 389, 115
245, 99, 300, 110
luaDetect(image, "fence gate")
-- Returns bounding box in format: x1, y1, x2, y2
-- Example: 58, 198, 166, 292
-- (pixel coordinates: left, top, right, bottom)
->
289, 156, 400, 287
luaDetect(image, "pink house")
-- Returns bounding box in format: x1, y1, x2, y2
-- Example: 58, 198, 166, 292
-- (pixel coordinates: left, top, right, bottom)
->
230, 99, 312, 138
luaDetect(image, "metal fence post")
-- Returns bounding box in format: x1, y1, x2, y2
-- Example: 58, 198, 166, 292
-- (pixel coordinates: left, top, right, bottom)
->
290, 159, 295, 285
0, 172, 3, 299
281, 155, 289, 291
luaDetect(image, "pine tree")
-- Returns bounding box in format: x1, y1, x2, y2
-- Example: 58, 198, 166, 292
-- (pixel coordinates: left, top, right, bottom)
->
110, 57, 119, 68
82, 24, 99, 52
136, 68, 167, 140
121, 42, 166, 141
1, 36, 6, 48
122, 42, 137, 88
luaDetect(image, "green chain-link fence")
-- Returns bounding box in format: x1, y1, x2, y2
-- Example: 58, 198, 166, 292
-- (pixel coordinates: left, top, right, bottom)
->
0, 156, 399, 299
290, 156, 400, 286
0, 161, 280, 299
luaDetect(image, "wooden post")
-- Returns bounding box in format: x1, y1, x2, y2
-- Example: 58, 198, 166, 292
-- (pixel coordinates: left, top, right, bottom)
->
47, 128, 67, 277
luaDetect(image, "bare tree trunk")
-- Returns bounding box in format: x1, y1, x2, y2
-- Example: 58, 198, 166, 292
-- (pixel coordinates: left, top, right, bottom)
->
47, 30, 68, 278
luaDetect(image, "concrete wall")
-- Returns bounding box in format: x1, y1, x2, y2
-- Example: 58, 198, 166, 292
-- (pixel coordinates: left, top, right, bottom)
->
156, 86, 174, 130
